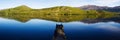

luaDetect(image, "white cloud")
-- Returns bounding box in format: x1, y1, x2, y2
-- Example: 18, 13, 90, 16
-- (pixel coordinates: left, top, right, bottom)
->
0, 0, 120, 9
94, 0, 120, 6
65, 0, 120, 7
96, 0, 120, 3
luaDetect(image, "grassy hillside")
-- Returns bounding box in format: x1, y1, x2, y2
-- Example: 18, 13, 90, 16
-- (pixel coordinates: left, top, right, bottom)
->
0, 5, 116, 22
0, 5, 116, 15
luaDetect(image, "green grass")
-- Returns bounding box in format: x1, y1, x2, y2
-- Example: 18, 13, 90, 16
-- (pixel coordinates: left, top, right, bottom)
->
0, 5, 117, 22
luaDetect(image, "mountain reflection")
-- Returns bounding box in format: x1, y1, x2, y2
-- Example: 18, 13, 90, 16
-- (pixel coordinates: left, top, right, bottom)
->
0, 14, 120, 23
53, 24, 67, 40
81, 17, 120, 24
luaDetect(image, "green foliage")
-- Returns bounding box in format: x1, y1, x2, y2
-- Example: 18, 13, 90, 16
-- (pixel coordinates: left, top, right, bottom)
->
0, 5, 118, 22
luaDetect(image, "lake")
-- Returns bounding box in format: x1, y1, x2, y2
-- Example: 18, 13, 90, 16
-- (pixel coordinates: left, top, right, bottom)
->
0, 16, 120, 40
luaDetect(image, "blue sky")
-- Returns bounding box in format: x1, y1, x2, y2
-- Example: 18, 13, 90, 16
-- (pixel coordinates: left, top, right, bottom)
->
0, 0, 120, 9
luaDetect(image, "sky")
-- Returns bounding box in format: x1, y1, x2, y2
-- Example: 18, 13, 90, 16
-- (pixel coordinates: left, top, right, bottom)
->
0, 0, 120, 9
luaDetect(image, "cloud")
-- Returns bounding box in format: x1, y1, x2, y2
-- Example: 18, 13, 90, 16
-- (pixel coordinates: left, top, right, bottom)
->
96, 0, 120, 3
64, 0, 120, 7
0, 0, 120, 9
94, 0, 120, 6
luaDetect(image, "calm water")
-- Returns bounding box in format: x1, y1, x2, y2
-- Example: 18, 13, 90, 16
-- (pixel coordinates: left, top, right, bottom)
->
0, 17, 120, 40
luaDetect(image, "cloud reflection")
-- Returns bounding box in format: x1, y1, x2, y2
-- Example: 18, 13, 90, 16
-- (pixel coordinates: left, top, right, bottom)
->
96, 25, 120, 32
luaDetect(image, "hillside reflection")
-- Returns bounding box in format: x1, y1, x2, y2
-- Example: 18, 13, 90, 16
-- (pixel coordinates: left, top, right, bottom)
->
81, 17, 120, 24
0, 14, 120, 23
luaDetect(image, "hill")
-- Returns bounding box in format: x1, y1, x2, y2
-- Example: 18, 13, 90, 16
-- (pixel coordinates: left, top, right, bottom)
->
0, 5, 116, 15
79, 5, 120, 12
0, 5, 116, 22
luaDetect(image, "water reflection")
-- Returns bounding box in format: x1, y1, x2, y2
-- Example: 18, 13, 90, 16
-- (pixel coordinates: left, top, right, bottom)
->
0, 17, 120, 40
0, 15, 120, 24
0, 13, 119, 23
53, 24, 67, 40
81, 17, 120, 24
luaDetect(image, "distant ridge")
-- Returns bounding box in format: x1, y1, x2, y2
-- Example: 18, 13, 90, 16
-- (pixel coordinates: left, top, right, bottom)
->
0, 5, 118, 15
79, 5, 120, 12
0, 5, 117, 22
13, 5, 31, 10
0, 5, 120, 12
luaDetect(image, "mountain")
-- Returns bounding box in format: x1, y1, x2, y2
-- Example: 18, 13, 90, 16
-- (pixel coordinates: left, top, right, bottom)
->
0, 5, 117, 22
13, 5, 31, 10
38, 6, 87, 15
0, 5, 116, 16
80, 5, 120, 12
0, 5, 32, 14
114, 6, 120, 8
80, 5, 109, 10
108, 6, 120, 12
0, 6, 88, 15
